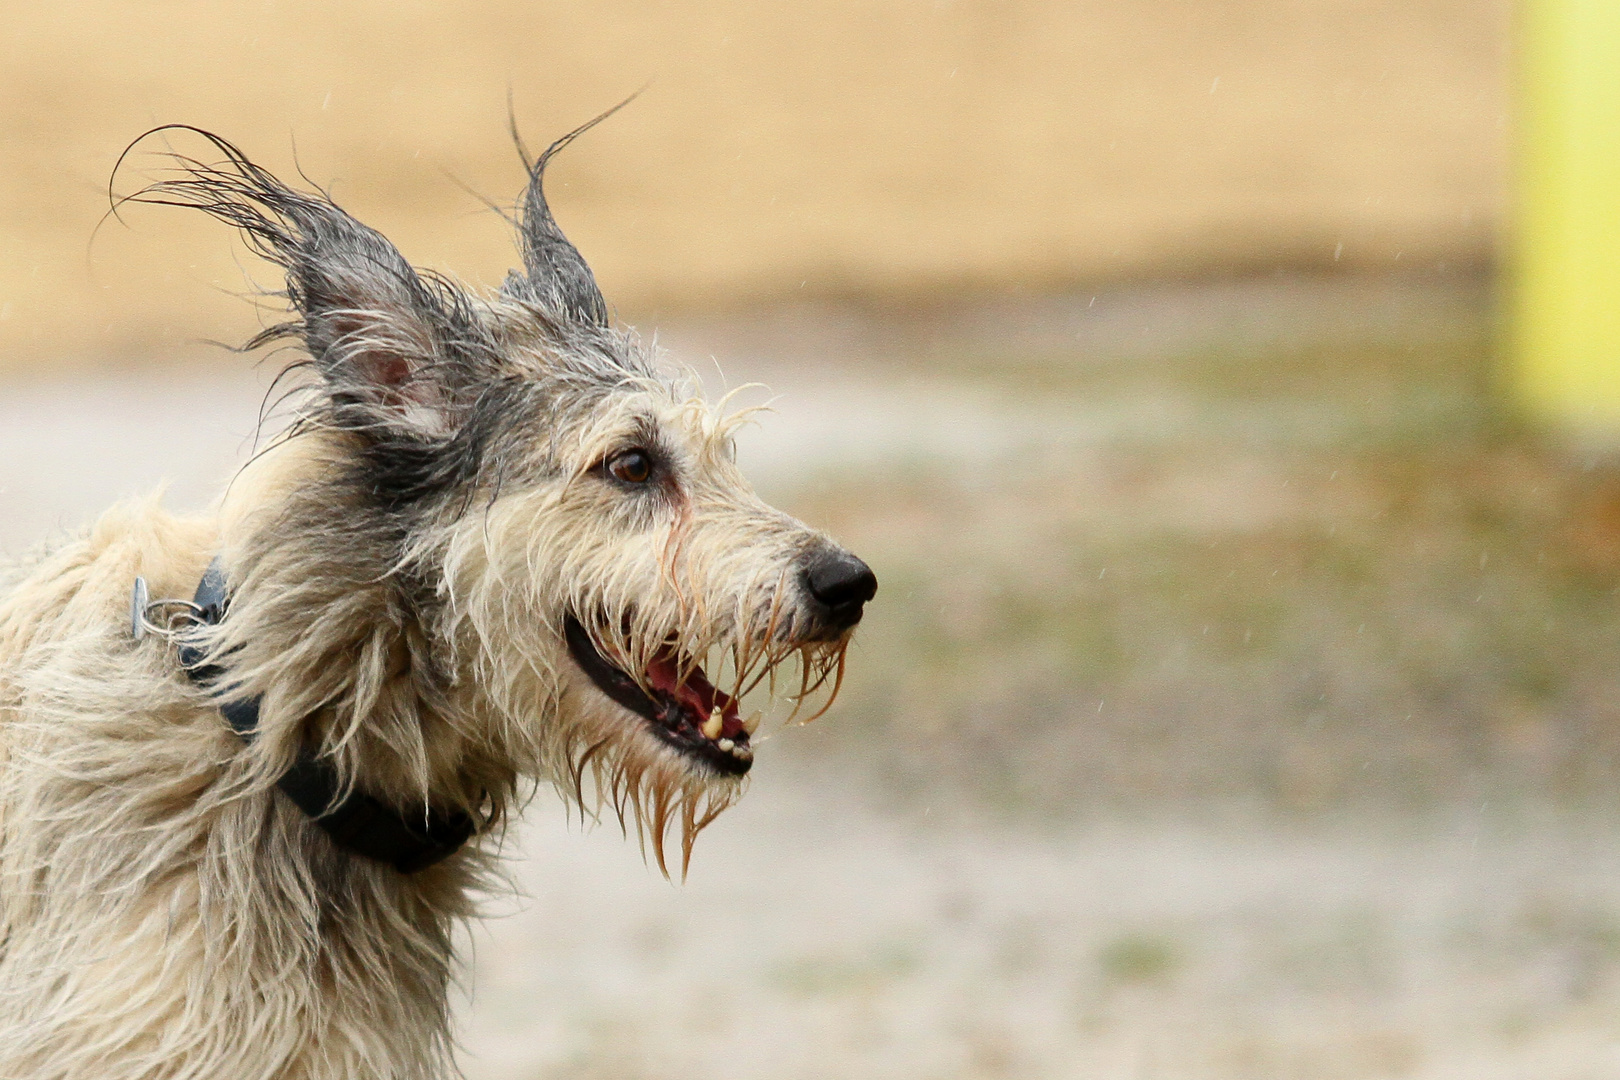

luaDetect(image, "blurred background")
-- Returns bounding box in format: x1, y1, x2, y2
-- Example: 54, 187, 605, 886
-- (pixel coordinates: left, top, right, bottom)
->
13, 1, 1620, 1077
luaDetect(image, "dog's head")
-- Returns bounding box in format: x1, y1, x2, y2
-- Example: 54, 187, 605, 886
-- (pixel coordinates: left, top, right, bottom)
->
124, 123, 874, 872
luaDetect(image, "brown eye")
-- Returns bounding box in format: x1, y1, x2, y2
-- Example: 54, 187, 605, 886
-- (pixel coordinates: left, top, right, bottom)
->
607, 449, 652, 484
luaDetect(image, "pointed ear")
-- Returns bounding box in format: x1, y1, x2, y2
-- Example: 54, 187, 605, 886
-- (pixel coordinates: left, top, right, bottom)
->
284, 223, 462, 432
501, 101, 634, 326
119, 127, 489, 435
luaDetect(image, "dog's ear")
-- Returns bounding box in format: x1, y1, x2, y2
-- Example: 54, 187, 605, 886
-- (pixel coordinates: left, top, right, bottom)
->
118, 127, 491, 437
276, 214, 473, 436
500, 105, 630, 327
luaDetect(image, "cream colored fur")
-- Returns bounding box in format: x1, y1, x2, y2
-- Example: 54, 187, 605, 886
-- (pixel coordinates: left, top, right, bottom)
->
0, 388, 849, 1079
0, 123, 864, 1080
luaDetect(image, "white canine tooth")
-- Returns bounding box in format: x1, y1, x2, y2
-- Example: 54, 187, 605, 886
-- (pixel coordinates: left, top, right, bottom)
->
718, 738, 734, 752
741, 712, 761, 736
701, 708, 724, 740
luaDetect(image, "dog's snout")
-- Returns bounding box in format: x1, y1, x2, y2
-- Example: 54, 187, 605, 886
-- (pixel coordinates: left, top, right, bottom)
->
801, 546, 877, 631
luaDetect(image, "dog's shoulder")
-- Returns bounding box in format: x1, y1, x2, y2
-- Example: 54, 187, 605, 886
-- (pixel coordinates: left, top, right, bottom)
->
0, 494, 215, 664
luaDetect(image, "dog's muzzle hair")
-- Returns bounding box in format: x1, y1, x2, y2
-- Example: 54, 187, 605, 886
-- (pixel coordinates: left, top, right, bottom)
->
0, 114, 875, 1080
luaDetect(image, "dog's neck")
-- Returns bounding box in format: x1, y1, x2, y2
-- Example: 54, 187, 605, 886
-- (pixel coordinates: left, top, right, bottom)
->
213, 433, 520, 828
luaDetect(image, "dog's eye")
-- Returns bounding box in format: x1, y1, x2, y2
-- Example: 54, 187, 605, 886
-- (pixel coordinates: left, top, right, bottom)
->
607, 449, 652, 484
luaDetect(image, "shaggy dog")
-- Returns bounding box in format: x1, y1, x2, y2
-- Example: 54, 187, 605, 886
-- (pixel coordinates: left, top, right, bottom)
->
0, 120, 875, 1079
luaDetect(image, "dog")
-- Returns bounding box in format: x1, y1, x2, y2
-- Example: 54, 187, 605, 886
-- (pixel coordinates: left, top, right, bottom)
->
0, 119, 875, 1079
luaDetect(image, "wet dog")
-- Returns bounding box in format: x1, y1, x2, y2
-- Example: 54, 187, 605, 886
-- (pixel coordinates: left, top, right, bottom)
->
0, 119, 874, 1079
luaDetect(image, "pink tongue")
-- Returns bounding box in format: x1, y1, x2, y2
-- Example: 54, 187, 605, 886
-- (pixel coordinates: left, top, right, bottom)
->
645, 654, 743, 737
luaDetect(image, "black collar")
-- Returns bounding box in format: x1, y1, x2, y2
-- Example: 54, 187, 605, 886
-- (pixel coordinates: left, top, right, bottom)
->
177, 559, 475, 874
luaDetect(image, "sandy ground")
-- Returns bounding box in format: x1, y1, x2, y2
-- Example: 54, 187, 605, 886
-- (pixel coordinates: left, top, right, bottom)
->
6, 277, 1620, 1078
458, 777, 1620, 1080
0, 0, 1506, 362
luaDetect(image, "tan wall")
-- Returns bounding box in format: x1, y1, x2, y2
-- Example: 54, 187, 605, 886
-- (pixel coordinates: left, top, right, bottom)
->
0, 0, 1507, 366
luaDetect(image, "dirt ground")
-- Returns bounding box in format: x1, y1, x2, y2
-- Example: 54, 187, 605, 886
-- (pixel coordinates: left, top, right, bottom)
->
7, 273, 1620, 1078
457, 777, 1620, 1080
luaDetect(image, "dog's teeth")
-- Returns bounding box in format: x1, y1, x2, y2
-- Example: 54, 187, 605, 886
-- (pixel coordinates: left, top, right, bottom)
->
717, 737, 734, 752
741, 711, 761, 736
701, 708, 724, 740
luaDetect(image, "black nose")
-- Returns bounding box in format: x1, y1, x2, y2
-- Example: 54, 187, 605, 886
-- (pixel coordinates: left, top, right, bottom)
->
802, 546, 877, 631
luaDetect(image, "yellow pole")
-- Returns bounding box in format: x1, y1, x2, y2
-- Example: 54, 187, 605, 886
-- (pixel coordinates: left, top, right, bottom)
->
1514, 0, 1620, 431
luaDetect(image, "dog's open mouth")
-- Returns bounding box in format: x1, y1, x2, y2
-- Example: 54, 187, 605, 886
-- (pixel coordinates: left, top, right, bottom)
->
564, 616, 754, 776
